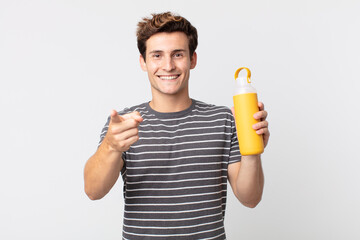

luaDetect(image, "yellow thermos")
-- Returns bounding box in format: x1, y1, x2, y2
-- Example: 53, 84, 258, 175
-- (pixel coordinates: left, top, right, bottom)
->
233, 67, 264, 155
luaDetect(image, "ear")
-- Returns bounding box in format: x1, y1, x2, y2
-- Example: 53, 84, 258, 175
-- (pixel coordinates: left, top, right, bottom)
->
139, 54, 147, 72
190, 52, 197, 69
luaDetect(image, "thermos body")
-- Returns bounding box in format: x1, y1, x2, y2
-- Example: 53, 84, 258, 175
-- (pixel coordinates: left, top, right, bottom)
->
233, 67, 264, 155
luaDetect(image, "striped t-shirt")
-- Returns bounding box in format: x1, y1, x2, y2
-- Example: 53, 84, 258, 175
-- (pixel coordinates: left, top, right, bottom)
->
99, 99, 241, 240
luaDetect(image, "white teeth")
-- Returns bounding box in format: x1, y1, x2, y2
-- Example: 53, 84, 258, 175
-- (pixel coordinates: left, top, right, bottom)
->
159, 76, 178, 80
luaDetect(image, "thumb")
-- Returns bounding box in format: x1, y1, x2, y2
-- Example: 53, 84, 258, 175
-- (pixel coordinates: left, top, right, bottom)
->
110, 110, 124, 124
122, 111, 143, 123
131, 111, 144, 123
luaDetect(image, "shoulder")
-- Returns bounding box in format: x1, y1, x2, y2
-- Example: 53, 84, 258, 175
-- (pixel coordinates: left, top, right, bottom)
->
117, 102, 148, 115
193, 99, 233, 117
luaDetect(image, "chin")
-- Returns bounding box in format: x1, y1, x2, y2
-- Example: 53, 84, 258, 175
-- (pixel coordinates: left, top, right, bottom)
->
158, 87, 180, 95
161, 91, 179, 95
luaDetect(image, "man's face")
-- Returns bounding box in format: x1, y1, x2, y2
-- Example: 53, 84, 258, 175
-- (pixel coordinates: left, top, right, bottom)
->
140, 32, 197, 98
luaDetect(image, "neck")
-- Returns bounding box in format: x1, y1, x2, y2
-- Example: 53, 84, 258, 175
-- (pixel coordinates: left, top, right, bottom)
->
149, 95, 192, 113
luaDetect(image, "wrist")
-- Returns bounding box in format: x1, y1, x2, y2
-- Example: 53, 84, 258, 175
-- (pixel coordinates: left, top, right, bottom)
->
102, 137, 122, 155
242, 154, 261, 161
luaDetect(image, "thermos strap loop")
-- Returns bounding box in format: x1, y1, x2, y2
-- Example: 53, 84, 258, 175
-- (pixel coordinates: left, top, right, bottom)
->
234, 67, 251, 83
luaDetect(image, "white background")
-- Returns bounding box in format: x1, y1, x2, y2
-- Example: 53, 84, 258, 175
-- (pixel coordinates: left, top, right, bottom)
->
1, 0, 360, 239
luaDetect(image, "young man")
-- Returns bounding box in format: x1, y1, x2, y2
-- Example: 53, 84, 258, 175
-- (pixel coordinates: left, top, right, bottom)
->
84, 12, 269, 239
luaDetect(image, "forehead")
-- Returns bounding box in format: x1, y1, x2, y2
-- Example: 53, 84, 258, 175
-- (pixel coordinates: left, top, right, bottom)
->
145, 32, 189, 53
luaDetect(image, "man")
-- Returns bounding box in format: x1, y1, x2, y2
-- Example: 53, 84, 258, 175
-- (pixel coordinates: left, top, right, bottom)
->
84, 12, 269, 239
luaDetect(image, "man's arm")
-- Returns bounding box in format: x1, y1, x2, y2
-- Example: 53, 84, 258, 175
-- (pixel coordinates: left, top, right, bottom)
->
84, 110, 143, 200
228, 155, 264, 208
228, 102, 269, 208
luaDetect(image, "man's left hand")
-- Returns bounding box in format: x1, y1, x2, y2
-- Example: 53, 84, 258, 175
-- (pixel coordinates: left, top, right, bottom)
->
252, 101, 270, 148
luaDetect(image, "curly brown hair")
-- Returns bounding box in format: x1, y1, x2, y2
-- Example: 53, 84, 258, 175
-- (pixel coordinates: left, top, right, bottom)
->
136, 12, 198, 60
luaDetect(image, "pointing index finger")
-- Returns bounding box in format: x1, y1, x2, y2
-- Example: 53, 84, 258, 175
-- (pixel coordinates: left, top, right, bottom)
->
110, 110, 124, 124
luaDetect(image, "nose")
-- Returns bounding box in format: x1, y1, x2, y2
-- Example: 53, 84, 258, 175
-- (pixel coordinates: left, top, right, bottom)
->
162, 56, 175, 72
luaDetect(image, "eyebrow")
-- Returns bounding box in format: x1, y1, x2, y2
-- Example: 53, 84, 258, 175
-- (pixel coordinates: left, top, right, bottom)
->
172, 49, 186, 53
148, 50, 163, 54
148, 49, 187, 54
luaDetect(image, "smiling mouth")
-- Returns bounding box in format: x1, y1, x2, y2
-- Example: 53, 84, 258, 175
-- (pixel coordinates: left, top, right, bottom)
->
158, 75, 180, 80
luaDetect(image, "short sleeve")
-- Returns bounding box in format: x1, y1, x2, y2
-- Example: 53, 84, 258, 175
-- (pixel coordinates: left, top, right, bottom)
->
228, 112, 242, 164
98, 116, 111, 147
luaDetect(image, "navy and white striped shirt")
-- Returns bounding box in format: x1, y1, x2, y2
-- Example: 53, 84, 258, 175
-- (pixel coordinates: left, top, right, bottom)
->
99, 99, 241, 240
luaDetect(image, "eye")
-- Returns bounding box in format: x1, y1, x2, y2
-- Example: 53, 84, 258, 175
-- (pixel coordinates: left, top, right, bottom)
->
153, 54, 161, 58
174, 53, 183, 58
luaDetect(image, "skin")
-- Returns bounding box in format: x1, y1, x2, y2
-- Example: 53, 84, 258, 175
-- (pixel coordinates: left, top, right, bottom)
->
84, 32, 270, 208
84, 110, 143, 200
139, 32, 197, 112
228, 104, 269, 207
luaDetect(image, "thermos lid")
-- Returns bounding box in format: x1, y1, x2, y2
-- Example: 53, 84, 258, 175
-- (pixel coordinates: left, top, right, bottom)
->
234, 67, 257, 94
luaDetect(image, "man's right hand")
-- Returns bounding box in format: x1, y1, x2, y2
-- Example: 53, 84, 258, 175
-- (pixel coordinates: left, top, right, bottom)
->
84, 110, 143, 200
104, 110, 143, 152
